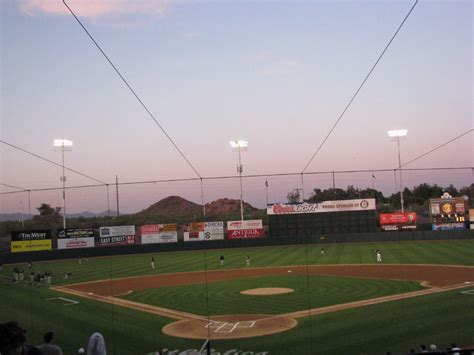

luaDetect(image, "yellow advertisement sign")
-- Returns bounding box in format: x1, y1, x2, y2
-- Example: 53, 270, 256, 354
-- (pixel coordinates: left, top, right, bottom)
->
11, 240, 52, 253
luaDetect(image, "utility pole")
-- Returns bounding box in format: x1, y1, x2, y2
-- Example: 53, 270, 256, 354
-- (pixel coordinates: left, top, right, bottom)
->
115, 175, 120, 217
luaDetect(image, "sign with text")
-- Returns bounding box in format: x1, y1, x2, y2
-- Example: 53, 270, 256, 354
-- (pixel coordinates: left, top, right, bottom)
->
183, 221, 224, 241
267, 199, 376, 215
11, 230, 52, 253
227, 220, 264, 239
379, 212, 417, 231
140, 224, 178, 244
57, 228, 95, 249
99, 225, 136, 246
430, 197, 467, 231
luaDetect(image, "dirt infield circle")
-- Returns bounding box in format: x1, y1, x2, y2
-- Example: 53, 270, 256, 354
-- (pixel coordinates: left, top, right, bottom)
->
241, 287, 295, 296
162, 314, 298, 340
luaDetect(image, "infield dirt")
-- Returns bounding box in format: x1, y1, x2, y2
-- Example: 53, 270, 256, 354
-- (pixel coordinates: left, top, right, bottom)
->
52, 264, 473, 340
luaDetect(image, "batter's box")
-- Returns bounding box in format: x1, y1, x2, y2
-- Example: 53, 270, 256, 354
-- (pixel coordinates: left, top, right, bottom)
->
205, 320, 256, 333
46, 297, 79, 306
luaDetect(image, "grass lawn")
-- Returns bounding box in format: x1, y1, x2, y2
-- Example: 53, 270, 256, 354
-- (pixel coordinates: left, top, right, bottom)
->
1, 239, 473, 354
0, 240, 473, 286
121, 274, 425, 315
1, 278, 472, 354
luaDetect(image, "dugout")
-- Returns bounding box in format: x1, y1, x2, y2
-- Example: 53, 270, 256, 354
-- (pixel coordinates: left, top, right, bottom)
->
267, 199, 377, 238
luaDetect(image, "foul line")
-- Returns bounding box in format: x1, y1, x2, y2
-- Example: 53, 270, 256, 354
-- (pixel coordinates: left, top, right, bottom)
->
46, 297, 79, 306
51, 282, 473, 325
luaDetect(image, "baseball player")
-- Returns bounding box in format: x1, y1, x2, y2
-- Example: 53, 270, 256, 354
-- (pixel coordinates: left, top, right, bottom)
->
245, 256, 251, 267
220, 255, 225, 266
151, 257, 155, 270
320, 248, 325, 256
376, 249, 383, 263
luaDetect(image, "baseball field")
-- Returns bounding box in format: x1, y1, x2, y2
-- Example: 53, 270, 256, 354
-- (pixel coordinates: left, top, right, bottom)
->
1, 239, 473, 354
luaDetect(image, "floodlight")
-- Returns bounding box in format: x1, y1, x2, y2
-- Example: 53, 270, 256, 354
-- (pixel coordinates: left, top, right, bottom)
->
387, 130, 407, 138
53, 138, 73, 229
53, 139, 73, 147
230, 140, 248, 150
229, 139, 249, 220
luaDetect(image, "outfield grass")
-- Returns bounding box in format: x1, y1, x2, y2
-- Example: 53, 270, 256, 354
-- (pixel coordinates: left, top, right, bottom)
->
1, 239, 473, 354
121, 274, 425, 315
1, 240, 473, 286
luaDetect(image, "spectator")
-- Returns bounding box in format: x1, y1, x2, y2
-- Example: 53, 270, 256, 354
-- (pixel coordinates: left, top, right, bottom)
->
451, 343, 461, 355
78, 348, 85, 354
37, 331, 63, 355
429, 344, 438, 352
87, 332, 106, 355
0, 321, 42, 354
419, 344, 428, 353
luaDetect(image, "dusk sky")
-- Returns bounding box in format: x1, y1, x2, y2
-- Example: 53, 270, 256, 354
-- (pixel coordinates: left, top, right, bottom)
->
1, 0, 472, 214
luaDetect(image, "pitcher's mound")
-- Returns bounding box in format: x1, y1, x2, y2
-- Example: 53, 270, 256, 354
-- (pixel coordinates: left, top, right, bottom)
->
241, 287, 294, 296
163, 314, 297, 340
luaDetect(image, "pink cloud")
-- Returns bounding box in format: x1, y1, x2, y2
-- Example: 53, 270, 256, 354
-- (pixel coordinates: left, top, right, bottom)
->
19, 0, 170, 20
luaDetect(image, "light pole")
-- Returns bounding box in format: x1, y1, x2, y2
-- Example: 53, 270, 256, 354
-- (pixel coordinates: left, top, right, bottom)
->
20, 201, 24, 228
388, 130, 407, 212
265, 180, 269, 206
53, 139, 73, 229
230, 140, 248, 221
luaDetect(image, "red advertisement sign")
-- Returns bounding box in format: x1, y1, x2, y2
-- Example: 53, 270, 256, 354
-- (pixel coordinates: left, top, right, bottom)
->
227, 229, 264, 239
226, 220, 264, 239
380, 212, 417, 231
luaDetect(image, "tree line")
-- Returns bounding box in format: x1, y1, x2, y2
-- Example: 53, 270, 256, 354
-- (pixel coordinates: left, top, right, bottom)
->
287, 183, 474, 213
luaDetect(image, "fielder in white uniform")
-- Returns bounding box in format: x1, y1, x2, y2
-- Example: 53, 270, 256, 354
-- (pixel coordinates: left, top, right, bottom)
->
151, 257, 155, 270
376, 250, 383, 263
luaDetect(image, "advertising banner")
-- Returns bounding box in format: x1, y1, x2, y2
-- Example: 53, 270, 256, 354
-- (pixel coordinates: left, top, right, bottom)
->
57, 228, 95, 249
267, 199, 376, 215
379, 212, 417, 231
227, 220, 264, 239
99, 225, 136, 246
11, 230, 52, 253
140, 224, 178, 244
430, 197, 467, 231
183, 221, 224, 241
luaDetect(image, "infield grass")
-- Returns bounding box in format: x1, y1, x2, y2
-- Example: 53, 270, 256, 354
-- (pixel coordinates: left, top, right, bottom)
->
121, 274, 425, 315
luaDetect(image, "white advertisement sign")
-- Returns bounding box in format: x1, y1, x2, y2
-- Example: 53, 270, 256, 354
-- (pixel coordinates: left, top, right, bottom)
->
184, 221, 224, 241
227, 220, 263, 230
100, 225, 135, 237
141, 224, 178, 244
267, 199, 376, 215
58, 237, 95, 249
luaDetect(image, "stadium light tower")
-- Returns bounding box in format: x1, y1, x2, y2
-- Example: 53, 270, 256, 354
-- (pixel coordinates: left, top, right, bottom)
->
53, 139, 73, 229
388, 130, 407, 212
230, 140, 248, 221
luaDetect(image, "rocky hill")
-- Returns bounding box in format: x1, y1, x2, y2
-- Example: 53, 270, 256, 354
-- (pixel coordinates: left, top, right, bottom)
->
140, 196, 203, 216
205, 198, 258, 215
139, 196, 259, 216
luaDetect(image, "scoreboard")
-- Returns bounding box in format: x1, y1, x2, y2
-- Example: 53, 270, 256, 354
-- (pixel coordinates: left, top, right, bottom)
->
430, 195, 467, 230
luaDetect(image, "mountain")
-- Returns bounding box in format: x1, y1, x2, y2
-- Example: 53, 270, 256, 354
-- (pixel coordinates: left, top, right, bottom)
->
0, 213, 34, 222
205, 198, 258, 215
0, 196, 261, 222
139, 196, 203, 216
139, 196, 260, 217
0, 211, 118, 222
